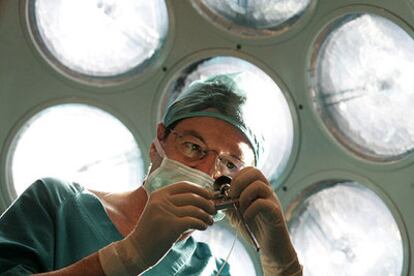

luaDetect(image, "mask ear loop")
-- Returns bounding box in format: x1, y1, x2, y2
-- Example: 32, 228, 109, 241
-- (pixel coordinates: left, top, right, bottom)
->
144, 138, 167, 183
215, 223, 240, 276
153, 137, 166, 159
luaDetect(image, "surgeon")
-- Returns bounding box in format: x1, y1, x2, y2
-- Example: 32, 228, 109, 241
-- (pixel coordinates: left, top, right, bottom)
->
0, 74, 302, 275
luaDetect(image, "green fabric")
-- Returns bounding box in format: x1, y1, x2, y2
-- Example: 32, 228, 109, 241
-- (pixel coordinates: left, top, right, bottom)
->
0, 178, 230, 275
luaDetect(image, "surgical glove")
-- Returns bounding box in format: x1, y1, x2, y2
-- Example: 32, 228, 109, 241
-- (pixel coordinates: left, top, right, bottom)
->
99, 182, 216, 275
227, 167, 302, 276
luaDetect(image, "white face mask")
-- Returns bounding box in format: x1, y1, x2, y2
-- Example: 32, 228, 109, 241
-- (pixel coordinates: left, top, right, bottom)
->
144, 137, 225, 222
144, 157, 214, 193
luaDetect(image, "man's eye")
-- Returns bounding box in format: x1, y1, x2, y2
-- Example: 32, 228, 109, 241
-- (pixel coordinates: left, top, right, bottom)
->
222, 159, 237, 171
182, 142, 203, 157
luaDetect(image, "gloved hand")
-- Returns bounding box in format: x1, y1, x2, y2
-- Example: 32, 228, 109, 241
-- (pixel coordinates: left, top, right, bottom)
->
99, 182, 216, 275
227, 167, 302, 276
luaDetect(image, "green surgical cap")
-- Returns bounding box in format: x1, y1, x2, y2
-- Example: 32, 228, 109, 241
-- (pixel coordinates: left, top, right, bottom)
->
162, 74, 264, 165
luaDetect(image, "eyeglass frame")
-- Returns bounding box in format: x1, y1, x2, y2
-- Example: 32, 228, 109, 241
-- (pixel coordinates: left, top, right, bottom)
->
166, 128, 247, 177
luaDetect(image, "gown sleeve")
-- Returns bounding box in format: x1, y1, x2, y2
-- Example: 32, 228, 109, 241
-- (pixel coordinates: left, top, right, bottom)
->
0, 179, 62, 275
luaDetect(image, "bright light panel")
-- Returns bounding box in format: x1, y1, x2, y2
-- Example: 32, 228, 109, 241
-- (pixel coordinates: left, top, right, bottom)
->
312, 13, 414, 161
194, 0, 311, 36
10, 104, 145, 195
32, 0, 169, 77
288, 181, 403, 276
193, 223, 257, 275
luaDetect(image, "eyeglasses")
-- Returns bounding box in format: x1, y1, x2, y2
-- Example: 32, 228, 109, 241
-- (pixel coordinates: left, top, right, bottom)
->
168, 129, 246, 177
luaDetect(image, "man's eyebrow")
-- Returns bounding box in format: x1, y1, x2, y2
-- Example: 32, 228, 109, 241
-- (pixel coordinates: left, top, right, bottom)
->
178, 129, 206, 144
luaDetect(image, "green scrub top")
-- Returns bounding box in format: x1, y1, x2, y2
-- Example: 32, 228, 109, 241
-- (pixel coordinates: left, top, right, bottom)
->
0, 178, 230, 275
